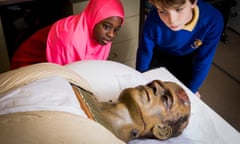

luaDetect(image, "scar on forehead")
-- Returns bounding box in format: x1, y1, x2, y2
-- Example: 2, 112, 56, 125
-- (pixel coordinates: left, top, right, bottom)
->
176, 89, 190, 106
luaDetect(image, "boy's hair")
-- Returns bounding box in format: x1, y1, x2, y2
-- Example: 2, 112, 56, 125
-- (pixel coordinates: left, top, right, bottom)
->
150, 0, 196, 7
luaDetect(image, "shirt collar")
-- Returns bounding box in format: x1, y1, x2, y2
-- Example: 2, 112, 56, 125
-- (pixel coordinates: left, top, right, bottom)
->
183, 6, 199, 31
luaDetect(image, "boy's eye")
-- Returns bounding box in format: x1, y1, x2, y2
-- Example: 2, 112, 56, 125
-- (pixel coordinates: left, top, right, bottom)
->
157, 9, 166, 14
176, 7, 183, 12
158, 10, 165, 14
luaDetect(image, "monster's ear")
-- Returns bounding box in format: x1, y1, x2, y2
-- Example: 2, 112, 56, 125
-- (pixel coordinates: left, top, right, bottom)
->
152, 123, 172, 140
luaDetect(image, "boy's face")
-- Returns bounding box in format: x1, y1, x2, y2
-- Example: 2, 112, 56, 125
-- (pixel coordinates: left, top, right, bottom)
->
93, 16, 122, 45
152, 0, 197, 31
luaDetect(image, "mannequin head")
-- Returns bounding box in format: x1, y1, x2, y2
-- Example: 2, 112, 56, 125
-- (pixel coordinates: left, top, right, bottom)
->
100, 80, 191, 142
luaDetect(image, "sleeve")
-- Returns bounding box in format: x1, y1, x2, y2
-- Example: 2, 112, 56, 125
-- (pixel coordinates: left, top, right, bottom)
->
189, 12, 224, 93
136, 10, 156, 73
10, 25, 52, 69
46, 22, 72, 65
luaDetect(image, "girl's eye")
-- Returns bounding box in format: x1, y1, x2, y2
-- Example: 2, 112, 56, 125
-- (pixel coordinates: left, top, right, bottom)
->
102, 23, 112, 30
113, 28, 120, 33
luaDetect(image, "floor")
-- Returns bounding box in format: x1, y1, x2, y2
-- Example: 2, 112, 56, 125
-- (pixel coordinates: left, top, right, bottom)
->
199, 28, 240, 132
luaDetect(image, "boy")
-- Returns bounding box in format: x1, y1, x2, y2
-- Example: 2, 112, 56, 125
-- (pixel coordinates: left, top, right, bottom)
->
136, 0, 224, 97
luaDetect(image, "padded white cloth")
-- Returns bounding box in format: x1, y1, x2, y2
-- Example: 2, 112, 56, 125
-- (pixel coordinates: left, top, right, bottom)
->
66, 60, 148, 102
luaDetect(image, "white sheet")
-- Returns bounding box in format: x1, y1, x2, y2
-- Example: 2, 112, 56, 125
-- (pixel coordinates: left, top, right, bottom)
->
130, 68, 240, 144
66, 60, 240, 144
65, 60, 148, 102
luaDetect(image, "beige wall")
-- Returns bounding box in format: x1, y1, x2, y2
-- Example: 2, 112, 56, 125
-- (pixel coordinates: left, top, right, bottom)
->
109, 0, 140, 68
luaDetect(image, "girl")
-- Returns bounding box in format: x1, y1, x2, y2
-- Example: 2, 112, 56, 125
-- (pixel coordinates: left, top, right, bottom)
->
11, 0, 124, 69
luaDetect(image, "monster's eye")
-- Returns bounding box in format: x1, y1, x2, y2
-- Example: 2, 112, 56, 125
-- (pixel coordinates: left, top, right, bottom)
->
161, 90, 173, 109
147, 83, 158, 95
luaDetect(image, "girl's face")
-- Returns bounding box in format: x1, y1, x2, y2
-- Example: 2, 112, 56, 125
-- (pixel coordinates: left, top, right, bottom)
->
93, 16, 122, 45
153, 0, 197, 31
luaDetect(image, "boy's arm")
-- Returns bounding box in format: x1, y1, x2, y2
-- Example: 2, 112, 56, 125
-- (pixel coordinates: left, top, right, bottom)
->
189, 16, 224, 93
136, 13, 156, 72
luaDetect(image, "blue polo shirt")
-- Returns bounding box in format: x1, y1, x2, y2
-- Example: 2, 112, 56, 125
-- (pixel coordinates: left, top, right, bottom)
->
136, 0, 224, 92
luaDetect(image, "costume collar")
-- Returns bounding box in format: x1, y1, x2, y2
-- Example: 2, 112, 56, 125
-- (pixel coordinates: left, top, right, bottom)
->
71, 84, 113, 132
72, 85, 94, 120
183, 6, 199, 31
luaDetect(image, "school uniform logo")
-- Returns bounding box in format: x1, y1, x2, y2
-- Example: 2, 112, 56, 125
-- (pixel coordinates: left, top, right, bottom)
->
191, 39, 202, 49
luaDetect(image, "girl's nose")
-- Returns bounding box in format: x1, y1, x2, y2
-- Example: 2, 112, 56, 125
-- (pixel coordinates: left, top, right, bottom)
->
107, 29, 115, 38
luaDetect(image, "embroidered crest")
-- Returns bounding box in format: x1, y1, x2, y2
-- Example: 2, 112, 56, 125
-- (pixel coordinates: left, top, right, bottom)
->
191, 39, 202, 49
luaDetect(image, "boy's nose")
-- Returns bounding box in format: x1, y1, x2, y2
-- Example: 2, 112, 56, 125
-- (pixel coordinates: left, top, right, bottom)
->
168, 12, 178, 25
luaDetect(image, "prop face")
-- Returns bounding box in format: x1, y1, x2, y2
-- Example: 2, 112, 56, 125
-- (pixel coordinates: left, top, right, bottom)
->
114, 80, 191, 141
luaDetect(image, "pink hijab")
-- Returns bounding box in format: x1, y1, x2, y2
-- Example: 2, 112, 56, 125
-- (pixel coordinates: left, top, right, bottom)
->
46, 0, 124, 65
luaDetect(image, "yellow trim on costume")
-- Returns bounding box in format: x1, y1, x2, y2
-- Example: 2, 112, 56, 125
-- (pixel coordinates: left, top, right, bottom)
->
183, 6, 199, 31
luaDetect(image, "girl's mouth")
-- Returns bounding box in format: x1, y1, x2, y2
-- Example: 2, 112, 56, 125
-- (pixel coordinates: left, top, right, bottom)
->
102, 39, 111, 45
